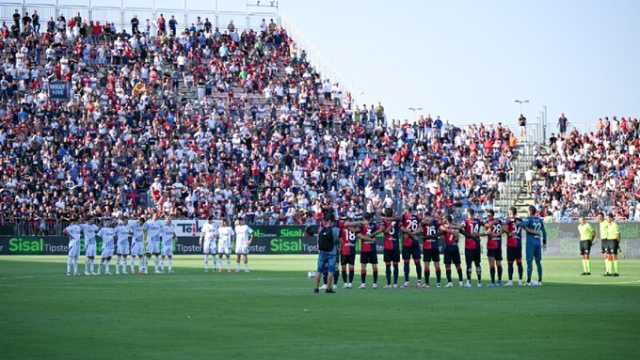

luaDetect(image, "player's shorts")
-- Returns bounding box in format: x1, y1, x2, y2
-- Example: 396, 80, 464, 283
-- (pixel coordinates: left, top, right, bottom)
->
117, 242, 130, 255
341, 252, 355, 265
85, 243, 96, 257
401, 242, 421, 261
101, 246, 114, 258
465, 248, 481, 265
507, 246, 522, 261
203, 240, 217, 254
236, 246, 249, 255
162, 242, 173, 256
131, 241, 144, 256
601, 239, 609, 254
146, 240, 161, 255
68, 244, 80, 258
606, 240, 619, 255
444, 246, 461, 265
360, 250, 378, 264
383, 248, 400, 263
422, 248, 440, 262
487, 248, 503, 261
579, 240, 592, 256
218, 240, 231, 255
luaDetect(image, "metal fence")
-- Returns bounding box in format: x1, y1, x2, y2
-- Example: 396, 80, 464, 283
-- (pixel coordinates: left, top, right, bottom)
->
0, 0, 280, 33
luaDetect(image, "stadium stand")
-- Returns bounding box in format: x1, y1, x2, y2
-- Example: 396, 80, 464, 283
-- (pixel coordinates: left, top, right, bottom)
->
0, 11, 517, 234
529, 117, 640, 221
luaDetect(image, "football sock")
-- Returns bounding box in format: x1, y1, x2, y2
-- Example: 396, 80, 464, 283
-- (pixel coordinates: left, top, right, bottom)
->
586, 259, 591, 273
67, 259, 72, 274
435, 269, 441, 284
361, 270, 366, 284
236, 263, 241, 272
490, 267, 496, 283
424, 267, 430, 285
527, 265, 532, 283
497, 265, 503, 281
333, 270, 338, 283
372, 270, 378, 284
508, 262, 514, 280
536, 258, 542, 281
456, 266, 463, 281
613, 260, 619, 274
204, 255, 209, 269
466, 267, 472, 281
348, 269, 354, 283
605, 259, 611, 274
517, 262, 523, 279
385, 265, 391, 285
73, 260, 78, 274
446, 269, 452, 283
393, 263, 399, 284
415, 262, 422, 280
342, 268, 348, 283
130, 258, 135, 273
403, 262, 410, 282
169, 258, 173, 271
476, 267, 481, 281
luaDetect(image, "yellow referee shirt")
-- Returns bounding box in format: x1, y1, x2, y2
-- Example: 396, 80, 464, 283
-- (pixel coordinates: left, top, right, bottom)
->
578, 223, 594, 241
599, 221, 609, 240
607, 222, 620, 241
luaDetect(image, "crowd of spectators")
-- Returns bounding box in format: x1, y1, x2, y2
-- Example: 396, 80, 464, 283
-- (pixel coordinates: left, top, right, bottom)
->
0, 10, 517, 234
533, 116, 640, 221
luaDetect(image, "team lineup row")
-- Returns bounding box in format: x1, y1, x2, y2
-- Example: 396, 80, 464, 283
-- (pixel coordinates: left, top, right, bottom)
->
64, 216, 254, 276
313, 206, 548, 293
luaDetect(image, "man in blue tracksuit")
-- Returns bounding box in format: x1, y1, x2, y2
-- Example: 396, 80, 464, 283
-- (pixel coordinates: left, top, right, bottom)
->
521, 206, 547, 286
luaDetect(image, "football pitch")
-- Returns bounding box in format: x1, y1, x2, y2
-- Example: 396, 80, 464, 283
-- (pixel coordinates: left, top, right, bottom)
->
1, 256, 638, 360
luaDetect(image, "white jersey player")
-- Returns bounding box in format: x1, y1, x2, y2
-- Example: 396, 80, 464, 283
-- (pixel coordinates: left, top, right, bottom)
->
217, 219, 234, 272
64, 222, 83, 276
160, 219, 175, 273
81, 221, 99, 275
129, 217, 145, 273
115, 220, 131, 274
200, 218, 219, 272
98, 223, 116, 275
234, 219, 253, 272
144, 215, 163, 273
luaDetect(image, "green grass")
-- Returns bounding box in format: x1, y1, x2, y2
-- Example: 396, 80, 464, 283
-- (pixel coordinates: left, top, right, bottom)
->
1, 256, 639, 360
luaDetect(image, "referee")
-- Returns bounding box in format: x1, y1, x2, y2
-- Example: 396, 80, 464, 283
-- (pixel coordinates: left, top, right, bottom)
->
577, 217, 595, 275
313, 212, 338, 294
606, 214, 621, 277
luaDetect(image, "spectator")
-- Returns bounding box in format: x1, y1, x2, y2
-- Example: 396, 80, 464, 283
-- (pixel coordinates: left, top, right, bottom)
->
131, 15, 139, 34
558, 113, 568, 135
169, 15, 177, 37
518, 114, 527, 139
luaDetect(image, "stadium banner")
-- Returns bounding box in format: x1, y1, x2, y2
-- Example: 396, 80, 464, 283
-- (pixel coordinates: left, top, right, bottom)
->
126, 219, 222, 237
48, 81, 71, 101
1, 223, 640, 256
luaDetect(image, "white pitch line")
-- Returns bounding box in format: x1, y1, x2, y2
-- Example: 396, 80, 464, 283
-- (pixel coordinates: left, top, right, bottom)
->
586, 279, 640, 286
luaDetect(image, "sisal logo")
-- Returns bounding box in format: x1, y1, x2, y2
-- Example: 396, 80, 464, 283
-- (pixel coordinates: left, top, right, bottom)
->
9, 237, 44, 254
270, 238, 303, 253
279, 228, 304, 237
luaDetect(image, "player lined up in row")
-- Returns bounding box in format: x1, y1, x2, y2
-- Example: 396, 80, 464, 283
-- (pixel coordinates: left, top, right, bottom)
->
317, 205, 546, 292
64, 216, 254, 276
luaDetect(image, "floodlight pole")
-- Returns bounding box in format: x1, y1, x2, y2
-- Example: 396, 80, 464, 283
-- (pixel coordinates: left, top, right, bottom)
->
408, 107, 423, 122
514, 99, 529, 115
